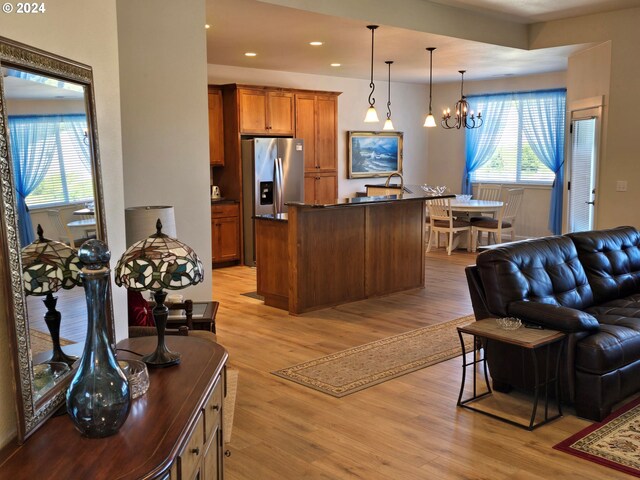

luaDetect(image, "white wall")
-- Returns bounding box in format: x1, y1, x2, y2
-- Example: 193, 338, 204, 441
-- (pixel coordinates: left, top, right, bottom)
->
0, 0, 125, 448
208, 64, 429, 197
530, 8, 640, 229
426, 71, 566, 238
566, 42, 611, 231
117, 0, 212, 300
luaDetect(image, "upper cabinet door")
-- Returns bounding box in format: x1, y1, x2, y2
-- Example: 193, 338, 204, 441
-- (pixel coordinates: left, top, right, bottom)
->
238, 88, 294, 135
208, 89, 225, 166
239, 89, 268, 133
267, 91, 294, 134
295, 94, 317, 171
316, 96, 337, 171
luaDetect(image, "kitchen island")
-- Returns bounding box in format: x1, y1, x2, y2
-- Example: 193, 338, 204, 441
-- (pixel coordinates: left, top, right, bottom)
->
255, 192, 453, 314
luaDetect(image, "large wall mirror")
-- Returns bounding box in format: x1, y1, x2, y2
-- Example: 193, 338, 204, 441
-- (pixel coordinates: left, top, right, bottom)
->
0, 36, 111, 442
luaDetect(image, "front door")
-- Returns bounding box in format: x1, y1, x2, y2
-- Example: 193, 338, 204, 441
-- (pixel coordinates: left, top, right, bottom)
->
567, 117, 598, 232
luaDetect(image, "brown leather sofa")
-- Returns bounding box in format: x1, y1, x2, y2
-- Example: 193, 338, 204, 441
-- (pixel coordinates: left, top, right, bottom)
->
466, 226, 640, 421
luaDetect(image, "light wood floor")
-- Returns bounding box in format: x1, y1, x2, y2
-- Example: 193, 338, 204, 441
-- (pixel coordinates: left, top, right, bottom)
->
213, 250, 627, 480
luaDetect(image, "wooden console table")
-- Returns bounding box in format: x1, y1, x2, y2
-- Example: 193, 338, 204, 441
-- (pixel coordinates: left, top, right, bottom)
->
0, 336, 228, 479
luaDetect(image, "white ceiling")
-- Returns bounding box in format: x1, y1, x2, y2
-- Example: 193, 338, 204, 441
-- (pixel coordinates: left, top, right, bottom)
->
205, 0, 631, 84
428, 0, 640, 23
2, 69, 85, 100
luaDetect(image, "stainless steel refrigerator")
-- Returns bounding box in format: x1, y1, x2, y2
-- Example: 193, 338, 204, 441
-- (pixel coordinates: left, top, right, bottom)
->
242, 137, 304, 266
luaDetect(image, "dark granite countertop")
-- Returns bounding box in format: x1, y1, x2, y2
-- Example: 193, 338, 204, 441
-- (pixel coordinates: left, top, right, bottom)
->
211, 198, 238, 205
285, 191, 454, 208
254, 213, 288, 222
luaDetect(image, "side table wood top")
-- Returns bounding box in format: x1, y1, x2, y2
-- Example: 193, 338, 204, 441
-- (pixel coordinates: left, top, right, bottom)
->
458, 318, 565, 348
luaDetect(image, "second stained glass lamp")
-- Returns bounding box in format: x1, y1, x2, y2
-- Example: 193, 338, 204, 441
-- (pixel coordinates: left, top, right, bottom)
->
114, 219, 204, 367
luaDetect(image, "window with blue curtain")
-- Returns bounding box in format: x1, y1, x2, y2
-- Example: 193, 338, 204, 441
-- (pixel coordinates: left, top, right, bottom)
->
463, 89, 566, 234
10, 114, 93, 208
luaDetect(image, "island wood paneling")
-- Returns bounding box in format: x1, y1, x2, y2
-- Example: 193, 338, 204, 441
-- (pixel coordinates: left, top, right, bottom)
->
256, 219, 289, 310
256, 199, 428, 315
289, 206, 366, 314
364, 201, 425, 296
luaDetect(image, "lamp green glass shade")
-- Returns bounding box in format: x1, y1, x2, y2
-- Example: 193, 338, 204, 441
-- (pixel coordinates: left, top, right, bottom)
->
114, 220, 204, 367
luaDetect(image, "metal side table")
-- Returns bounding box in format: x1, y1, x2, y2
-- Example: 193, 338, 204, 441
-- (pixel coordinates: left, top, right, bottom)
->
457, 318, 565, 430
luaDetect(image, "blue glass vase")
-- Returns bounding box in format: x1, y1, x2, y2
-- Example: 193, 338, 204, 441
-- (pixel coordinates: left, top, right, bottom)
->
66, 240, 131, 438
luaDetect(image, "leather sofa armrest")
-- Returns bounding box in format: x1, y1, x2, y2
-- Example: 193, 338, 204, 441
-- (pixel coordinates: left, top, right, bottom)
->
507, 301, 600, 333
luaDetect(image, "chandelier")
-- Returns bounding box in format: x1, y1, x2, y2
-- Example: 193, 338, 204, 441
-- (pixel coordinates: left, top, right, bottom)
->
442, 70, 482, 129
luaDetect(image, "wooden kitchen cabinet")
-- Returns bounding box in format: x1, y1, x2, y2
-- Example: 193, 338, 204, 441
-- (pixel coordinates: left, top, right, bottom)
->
213, 84, 341, 265
212, 203, 240, 265
305, 172, 338, 205
208, 87, 225, 166
296, 93, 338, 204
295, 93, 338, 173
238, 88, 294, 135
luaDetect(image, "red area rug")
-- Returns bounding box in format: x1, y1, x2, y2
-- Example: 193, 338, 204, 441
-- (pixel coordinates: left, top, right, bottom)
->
554, 397, 640, 477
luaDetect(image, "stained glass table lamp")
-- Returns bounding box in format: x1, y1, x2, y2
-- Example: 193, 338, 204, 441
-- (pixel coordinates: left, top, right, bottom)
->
114, 219, 204, 367
21, 224, 83, 365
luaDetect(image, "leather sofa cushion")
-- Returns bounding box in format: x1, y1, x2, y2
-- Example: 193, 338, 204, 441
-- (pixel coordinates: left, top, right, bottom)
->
576, 318, 640, 374
476, 235, 594, 317
568, 226, 640, 304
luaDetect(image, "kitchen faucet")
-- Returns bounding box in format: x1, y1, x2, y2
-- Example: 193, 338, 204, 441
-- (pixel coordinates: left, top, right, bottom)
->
385, 172, 404, 190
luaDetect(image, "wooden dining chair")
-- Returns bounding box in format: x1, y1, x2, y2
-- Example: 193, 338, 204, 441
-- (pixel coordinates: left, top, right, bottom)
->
474, 183, 503, 221
426, 197, 471, 255
476, 183, 502, 202
471, 188, 524, 251
46, 209, 77, 248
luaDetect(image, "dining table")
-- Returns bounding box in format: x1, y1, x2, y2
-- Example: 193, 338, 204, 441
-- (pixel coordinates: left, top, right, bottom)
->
448, 199, 504, 251
72, 207, 95, 216
449, 199, 503, 215
66, 218, 97, 240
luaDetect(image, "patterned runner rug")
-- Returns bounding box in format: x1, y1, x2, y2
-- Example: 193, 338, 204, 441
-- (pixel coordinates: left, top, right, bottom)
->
554, 396, 640, 477
272, 315, 474, 397
30, 329, 73, 356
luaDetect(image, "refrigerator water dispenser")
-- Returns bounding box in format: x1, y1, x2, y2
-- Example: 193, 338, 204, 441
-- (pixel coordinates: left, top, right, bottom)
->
260, 181, 273, 205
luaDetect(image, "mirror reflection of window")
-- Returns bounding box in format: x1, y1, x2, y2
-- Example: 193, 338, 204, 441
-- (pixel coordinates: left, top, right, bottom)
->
3, 67, 93, 247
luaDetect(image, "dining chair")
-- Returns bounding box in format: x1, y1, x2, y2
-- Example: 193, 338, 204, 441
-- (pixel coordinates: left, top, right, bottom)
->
476, 183, 502, 202
474, 183, 503, 222
426, 197, 471, 255
471, 188, 524, 251
46, 209, 77, 248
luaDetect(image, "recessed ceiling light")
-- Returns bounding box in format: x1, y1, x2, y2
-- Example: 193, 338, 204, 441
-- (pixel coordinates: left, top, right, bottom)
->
309, 41, 323, 46
331, 63, 341, 67
205, 24, 211, 29
245, 52, 257, 57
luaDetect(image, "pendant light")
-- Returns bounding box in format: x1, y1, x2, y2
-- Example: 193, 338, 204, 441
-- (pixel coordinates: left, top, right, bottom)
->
383, 60, 394, 131
423, 47, 437, 128
364, 25, 380, 123
442, 70, 483, 129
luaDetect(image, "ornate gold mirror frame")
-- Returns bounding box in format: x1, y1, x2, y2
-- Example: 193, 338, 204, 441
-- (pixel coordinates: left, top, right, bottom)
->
0, 36, 111, 442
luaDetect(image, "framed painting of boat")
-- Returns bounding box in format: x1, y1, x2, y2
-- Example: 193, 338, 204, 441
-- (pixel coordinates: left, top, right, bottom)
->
347, 131, 403, 178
